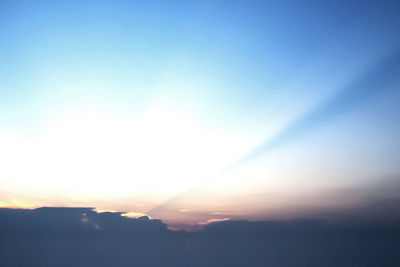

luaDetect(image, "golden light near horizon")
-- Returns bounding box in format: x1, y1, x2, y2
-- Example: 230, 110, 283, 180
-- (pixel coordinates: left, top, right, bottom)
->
0, 103, 256, 210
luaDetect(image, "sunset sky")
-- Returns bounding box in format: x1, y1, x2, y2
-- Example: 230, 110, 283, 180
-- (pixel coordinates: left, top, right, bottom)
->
1, 0, 400, 228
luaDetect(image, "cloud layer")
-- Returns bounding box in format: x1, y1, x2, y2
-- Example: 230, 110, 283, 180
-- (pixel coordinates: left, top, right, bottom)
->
1, 207, 399, 267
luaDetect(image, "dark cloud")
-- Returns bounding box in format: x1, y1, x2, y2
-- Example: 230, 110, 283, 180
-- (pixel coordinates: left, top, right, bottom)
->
1, 207, 399, 267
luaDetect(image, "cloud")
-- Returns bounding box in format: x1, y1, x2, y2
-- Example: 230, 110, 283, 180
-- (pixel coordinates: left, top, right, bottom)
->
1, 206, 400, 267
198, 217, 231, 225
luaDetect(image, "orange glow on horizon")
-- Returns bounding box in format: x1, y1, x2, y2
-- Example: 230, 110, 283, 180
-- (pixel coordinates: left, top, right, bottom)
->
0, 199, 41, 209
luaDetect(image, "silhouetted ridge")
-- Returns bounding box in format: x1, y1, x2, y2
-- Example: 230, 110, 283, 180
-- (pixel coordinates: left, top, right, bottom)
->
1, 207, 399, 267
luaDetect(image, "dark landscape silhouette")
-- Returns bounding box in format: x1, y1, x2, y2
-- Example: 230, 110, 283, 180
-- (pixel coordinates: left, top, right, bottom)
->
1, 207, 399, 267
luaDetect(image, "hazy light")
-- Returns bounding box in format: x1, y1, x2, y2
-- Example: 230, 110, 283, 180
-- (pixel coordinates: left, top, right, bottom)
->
0, 104, 254, 207
122, 212, 151, 219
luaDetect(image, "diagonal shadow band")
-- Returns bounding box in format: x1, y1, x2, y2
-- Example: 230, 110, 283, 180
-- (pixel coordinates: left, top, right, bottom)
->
148, 47, 400, 216
225, 49, 400, 171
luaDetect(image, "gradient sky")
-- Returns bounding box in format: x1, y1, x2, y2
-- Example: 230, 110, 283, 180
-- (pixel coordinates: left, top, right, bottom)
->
1, 0, 400, 227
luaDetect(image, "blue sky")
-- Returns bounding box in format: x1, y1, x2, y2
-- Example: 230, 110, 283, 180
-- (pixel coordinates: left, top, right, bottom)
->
1, 0, 400, 225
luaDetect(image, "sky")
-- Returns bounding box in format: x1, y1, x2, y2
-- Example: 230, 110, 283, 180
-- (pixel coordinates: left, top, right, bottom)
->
1, 0, 400, 228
